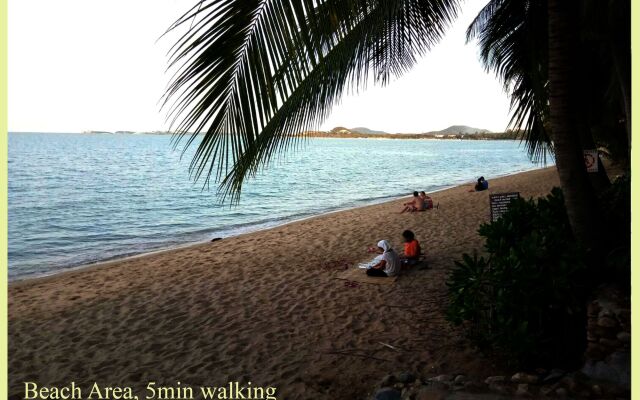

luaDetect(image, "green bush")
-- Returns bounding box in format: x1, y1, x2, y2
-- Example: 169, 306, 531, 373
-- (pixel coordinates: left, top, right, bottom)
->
447, 188, 588, 368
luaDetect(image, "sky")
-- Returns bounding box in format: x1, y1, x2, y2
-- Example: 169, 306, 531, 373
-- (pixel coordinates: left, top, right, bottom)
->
9, 0, 513, 134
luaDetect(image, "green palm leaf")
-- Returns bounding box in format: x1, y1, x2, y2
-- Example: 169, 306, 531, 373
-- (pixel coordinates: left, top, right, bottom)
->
466, 0, 552, 163
467, 0, 629, 165
163, 0, 460, 202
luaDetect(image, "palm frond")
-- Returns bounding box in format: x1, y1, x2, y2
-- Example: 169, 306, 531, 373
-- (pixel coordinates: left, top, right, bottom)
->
163, 0, 460, 202
467, 0, 552, 163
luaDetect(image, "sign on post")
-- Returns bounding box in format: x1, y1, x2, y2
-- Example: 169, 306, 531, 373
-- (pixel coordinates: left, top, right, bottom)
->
490, 192, 521, 222
584, 150, 599, 173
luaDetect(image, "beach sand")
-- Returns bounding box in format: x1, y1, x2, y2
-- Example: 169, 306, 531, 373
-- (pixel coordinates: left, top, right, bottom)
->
8, 167, 560, 399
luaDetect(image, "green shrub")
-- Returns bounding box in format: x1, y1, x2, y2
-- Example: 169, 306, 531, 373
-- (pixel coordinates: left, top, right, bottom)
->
447, 188, 588, 368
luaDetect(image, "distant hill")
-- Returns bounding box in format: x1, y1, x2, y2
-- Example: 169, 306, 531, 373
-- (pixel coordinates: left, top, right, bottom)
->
327, 125, 491, 135
305, 125, 514, 140
329, 126, 353, 135
350, 127, 390, 135
436, 125, 492, 135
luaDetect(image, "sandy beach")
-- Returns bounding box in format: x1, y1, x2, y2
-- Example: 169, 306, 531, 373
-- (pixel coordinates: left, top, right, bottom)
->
8, 167, 561, 399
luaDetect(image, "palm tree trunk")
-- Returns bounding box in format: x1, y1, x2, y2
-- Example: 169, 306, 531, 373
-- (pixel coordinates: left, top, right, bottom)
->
576, 52, 611, 194
547, 0, 600, 252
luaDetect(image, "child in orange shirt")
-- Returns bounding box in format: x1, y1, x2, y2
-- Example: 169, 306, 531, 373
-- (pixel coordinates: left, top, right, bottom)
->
401, 230, 421, 267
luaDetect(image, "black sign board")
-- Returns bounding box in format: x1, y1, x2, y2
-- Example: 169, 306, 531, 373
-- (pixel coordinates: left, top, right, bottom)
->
490, 192, 520, 222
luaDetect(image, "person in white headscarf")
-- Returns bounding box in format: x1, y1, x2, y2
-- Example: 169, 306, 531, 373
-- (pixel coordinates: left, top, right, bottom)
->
366, 240, 401, 277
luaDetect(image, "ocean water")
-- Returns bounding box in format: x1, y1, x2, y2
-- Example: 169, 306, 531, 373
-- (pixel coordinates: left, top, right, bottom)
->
8, 132, 547, 280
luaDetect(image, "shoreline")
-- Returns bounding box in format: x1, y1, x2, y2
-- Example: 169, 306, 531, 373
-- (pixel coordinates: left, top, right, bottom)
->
9, 165, 547, 285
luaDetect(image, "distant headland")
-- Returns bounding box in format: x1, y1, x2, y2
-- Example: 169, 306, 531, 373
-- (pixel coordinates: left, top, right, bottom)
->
81, 130, 175, 135
77, 125, 518, 139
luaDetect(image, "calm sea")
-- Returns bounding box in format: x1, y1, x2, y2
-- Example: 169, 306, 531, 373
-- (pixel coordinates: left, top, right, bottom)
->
8, 132, 547, 280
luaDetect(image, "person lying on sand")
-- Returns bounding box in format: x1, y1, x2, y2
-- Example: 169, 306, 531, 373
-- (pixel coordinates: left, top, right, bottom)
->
400, 230, 422, 267
366, 240, 401, 277
401, 191, 425, 213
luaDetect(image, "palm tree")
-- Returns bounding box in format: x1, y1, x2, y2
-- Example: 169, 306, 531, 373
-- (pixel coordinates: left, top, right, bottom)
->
545, 0, 599, 250
466, 0, 630, 249
163, 0, 629, 249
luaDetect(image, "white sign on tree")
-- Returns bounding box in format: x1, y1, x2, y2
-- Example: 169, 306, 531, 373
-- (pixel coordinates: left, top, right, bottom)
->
584, 150, 599, 173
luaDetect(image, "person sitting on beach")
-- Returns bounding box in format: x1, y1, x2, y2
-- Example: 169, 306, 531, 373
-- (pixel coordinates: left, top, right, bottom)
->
366, 240, 401, 277
419, 191, 436, 210
400, 230, 422, 267
479, 177, 489, 190
401, 191, 425, 213
470, 176, 489, 192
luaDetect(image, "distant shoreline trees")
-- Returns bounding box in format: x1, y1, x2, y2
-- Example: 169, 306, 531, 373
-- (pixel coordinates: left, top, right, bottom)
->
298, 130, 520, 140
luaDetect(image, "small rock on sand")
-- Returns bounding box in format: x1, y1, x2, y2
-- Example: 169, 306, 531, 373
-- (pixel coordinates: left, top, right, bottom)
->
398, 371, 416, 383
